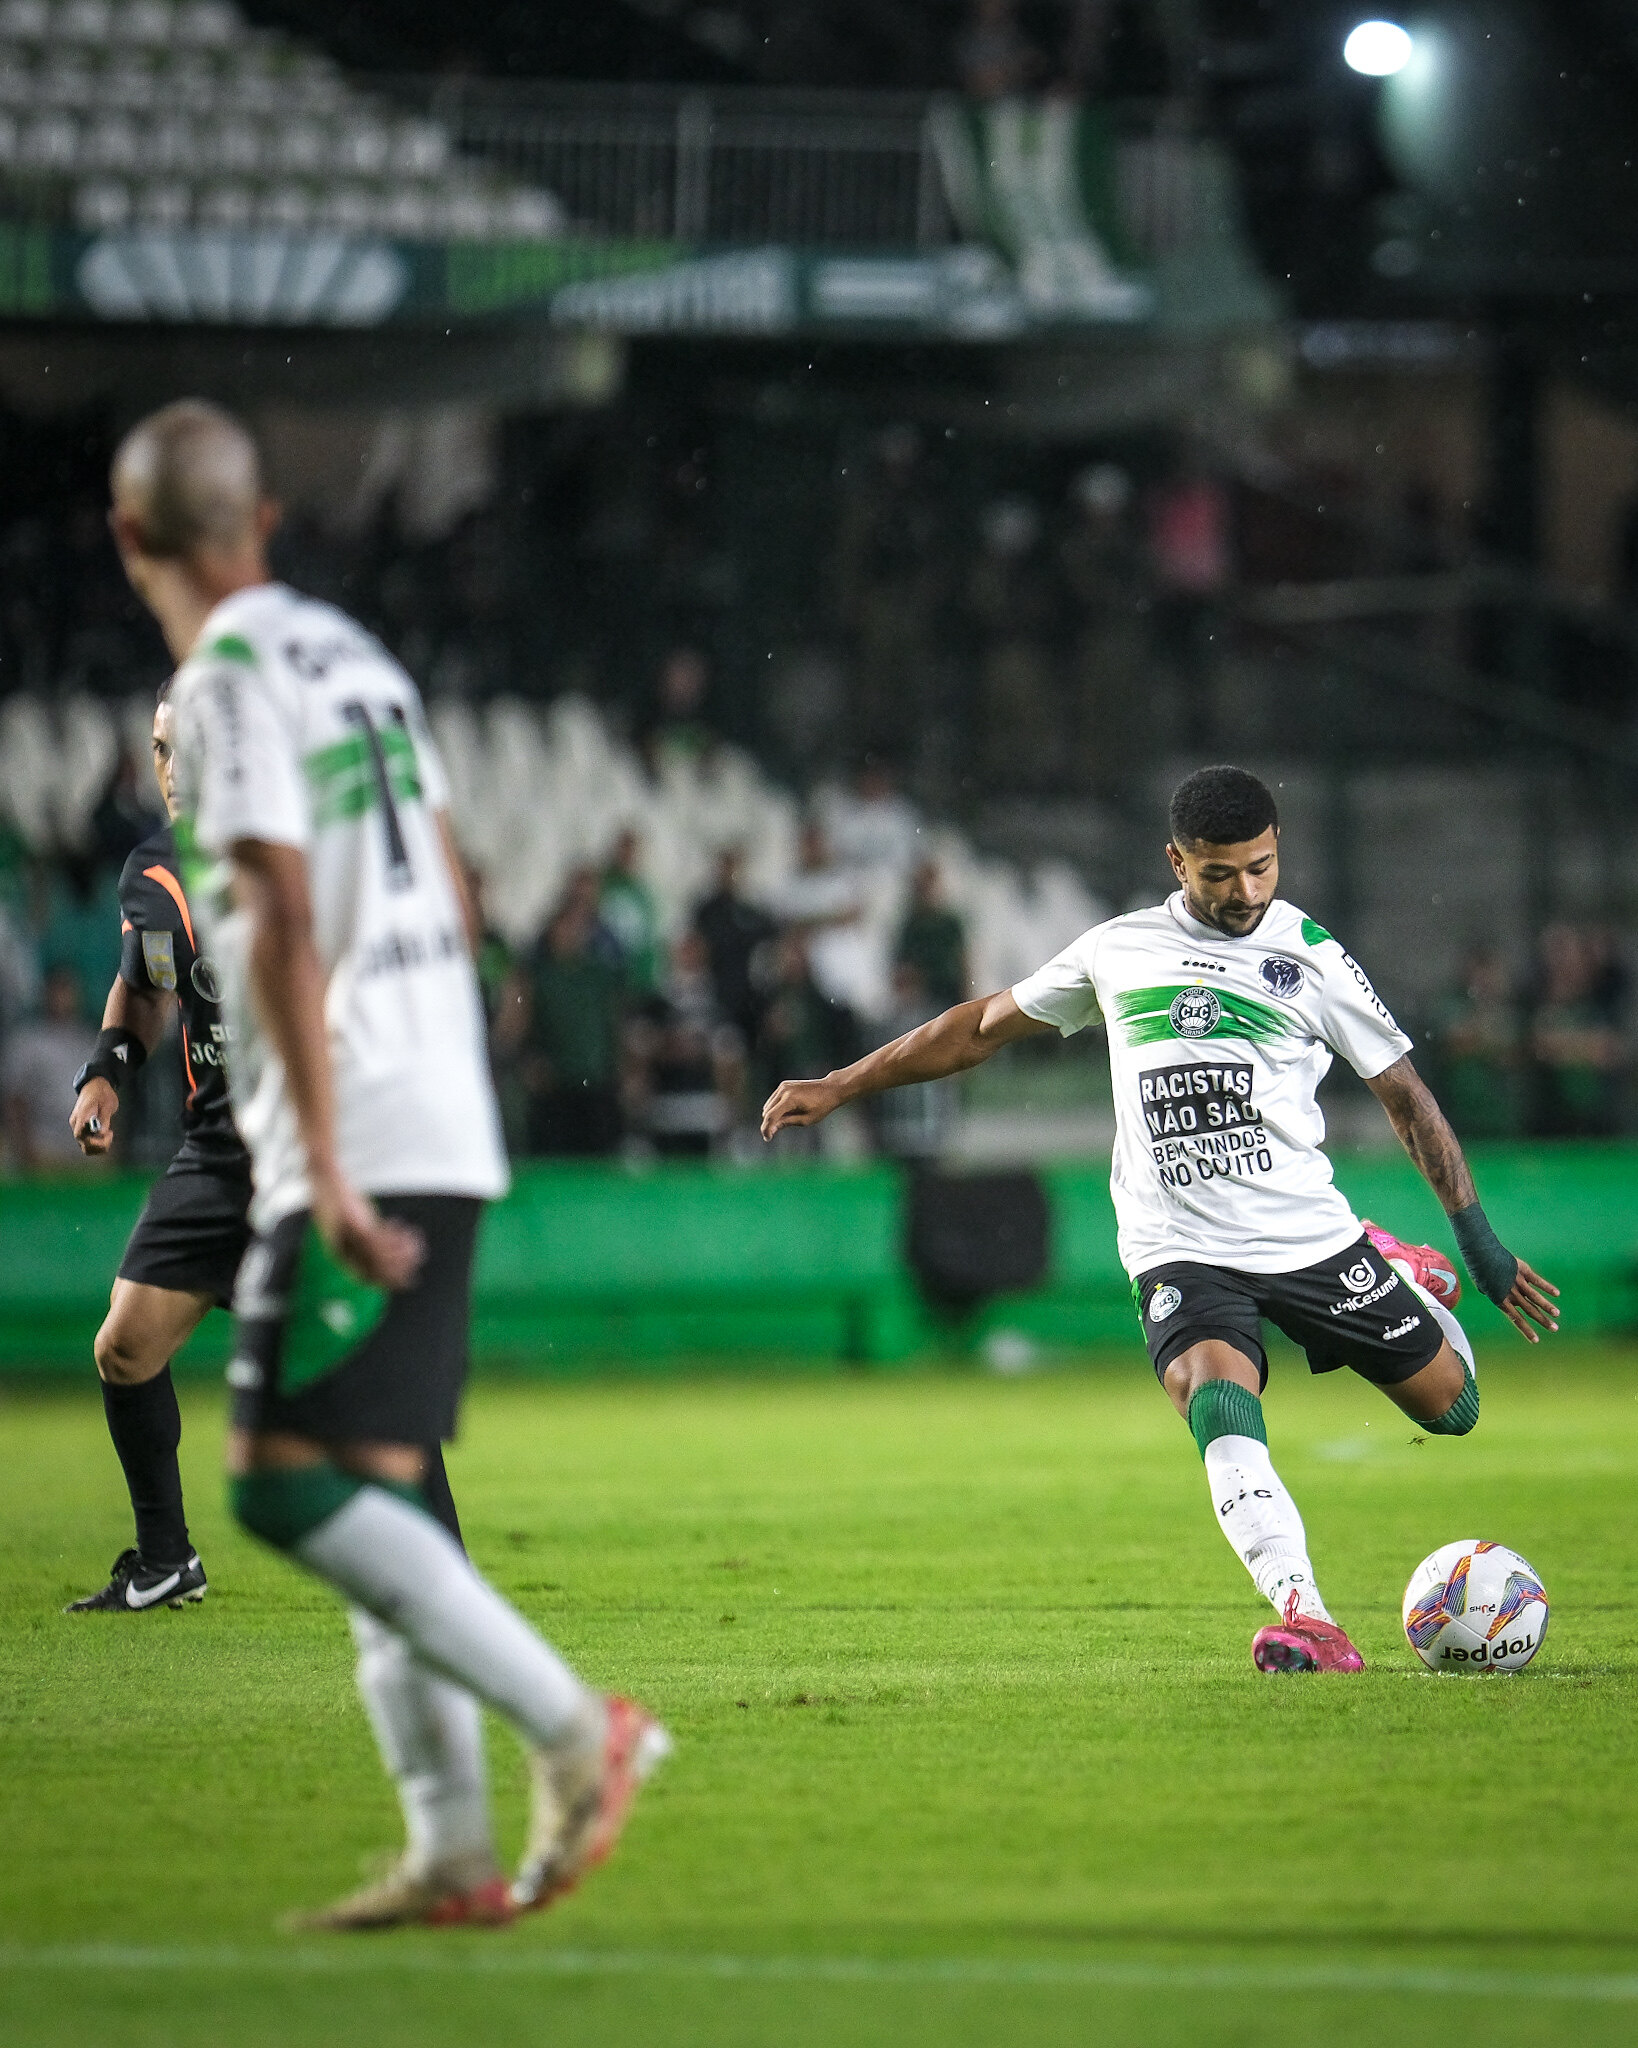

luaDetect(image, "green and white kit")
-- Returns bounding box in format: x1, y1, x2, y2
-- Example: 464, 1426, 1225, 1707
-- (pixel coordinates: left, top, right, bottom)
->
1012, 892, 1412, 1277
169, 582, 509, 1232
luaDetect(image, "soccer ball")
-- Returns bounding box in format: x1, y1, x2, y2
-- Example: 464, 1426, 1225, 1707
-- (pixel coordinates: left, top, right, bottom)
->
1402, 1539, 1549, 1674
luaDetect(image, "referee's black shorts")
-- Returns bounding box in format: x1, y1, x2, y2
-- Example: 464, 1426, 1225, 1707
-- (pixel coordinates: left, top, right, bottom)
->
227, 1193, 481, 1447
1133, 1234, 1445, 1391
117, 1154, 254, 1307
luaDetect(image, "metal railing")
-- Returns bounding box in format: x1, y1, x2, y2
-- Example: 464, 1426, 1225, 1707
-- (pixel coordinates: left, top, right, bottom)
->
399, 82, 955, 249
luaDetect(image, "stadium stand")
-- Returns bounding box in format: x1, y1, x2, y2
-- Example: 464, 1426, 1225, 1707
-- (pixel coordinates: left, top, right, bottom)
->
0, 0, 565, 239
0, 684, 1103, 1018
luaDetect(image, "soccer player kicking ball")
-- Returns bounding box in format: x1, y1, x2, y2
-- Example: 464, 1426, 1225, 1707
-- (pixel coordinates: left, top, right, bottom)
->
763, 766, 1558, 1674
109, 399, 668, 1928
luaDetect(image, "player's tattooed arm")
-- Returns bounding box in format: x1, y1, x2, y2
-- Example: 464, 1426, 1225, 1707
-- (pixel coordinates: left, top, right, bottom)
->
761, 989, 1054, 1138
1365, 1055, 1477, 1213
1366, 1053, 1559, 1340
70, 975, 172, 1154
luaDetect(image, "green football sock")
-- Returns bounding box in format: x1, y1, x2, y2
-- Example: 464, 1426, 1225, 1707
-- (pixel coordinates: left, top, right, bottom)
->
1187, 1379, 1268, 1459
230, 1465, 362, 1551
1425, 1368, 1480, 1437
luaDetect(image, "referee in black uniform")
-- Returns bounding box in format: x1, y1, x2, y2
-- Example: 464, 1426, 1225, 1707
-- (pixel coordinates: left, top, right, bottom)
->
66, 687, 461, 1611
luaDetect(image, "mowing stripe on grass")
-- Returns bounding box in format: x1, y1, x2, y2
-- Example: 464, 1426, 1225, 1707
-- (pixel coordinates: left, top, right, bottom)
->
2, 1947, 1636, 2003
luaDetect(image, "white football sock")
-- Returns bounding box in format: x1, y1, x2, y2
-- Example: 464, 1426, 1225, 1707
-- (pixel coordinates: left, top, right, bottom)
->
349, 1607, 494, 1879
1422, 1291, 1476, 1377
1203, 1434, 1332, 1622
299, 1488, 597, 1749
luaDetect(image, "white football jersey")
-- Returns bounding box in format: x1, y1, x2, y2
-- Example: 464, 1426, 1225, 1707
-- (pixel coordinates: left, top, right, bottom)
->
1013, 892, 1411, 1278
169, 583, 509, 1230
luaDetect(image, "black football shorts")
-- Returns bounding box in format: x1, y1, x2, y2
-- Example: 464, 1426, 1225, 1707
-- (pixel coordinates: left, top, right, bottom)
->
227, 1193, 482, 1445
1133, 1234, 1446, 1391
118, 1156, 254, 1307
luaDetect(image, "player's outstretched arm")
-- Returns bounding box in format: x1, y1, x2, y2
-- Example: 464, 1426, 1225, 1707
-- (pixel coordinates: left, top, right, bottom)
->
69, 976, 172, 1154
760, 989, 1053, 1140
1366, 1053, 1559, 1342
231, 837, 424, 1290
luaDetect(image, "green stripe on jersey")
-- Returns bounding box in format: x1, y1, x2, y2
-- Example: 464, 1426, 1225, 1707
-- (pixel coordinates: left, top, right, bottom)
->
1113, 982, 1295, 1048
206, 633, 257, 664
1301, 917, 1333, 947
303, 724, 422, 827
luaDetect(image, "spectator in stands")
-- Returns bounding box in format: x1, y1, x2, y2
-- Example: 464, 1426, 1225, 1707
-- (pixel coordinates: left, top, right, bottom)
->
519, 888, 629, 1157
835, 424, 948, 761
629, 928, 743, 1158
754, 933, 860, 1153
1429, 949, 1525, 1140
1146, 461, 1233, 750
819, 758, 921, 875
1526, 923, 1628, 1138
957, 0, 1040, 98
2, 963, 98, 1171
694, 847, 777, 1052
644, 646, 717, 771
599, 827, 662, 995
775, 821, 877, 1022
30, 855, 122, 1022
895, 860, 969, 1011
1059, 462, 1149, 788
967, 495, 1066, 788
870, 960, 958, 1164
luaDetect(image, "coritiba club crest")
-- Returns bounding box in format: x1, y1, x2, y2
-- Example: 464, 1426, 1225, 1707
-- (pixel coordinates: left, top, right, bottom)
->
1169, 987, 1221, 1039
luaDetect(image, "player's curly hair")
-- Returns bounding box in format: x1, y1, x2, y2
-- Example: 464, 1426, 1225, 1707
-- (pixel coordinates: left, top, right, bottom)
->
1169, 765, 1278, 850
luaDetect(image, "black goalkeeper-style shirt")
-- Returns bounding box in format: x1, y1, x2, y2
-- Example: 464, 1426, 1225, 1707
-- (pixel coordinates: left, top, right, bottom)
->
118, 825, 248, 1172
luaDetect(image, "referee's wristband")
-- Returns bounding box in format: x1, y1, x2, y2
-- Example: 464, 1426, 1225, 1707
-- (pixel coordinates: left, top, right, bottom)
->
1450, 1202, 1519, 1306
72, 1027, 148, 1099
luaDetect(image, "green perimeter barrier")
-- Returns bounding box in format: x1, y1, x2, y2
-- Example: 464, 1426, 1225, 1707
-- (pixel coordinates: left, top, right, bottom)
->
2, 1145, 1634, 1378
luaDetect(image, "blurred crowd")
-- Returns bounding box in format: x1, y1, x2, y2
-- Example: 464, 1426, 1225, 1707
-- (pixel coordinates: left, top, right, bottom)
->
1429, 929, 1633, 1142
477, 812, 971, 1166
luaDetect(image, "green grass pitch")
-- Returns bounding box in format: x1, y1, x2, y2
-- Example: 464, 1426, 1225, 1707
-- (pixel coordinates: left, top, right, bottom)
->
3, 1341, 1638, 2047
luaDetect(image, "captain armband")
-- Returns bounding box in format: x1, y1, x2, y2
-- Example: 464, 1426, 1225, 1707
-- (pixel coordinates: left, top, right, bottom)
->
1450, 1202, 1519, 1307
71, 1026, 148, 1098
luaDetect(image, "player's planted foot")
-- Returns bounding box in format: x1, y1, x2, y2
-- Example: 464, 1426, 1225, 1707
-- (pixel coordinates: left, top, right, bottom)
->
1252, 1591, 1365, 1674
64, 1548, 207, 1613
287, 1850, 514, 1932
1361, 1219, 1461, 1307
512, 1695, 672, 1912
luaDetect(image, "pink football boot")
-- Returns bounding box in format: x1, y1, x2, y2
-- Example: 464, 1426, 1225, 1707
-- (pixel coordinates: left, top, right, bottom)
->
1252, 1591, 1366, 1674
1361, 1219, 1461, 1308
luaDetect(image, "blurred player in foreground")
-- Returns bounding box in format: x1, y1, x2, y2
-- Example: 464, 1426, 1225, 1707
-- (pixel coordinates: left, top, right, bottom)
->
65, 688, 467, 1612
109, 399, 668, 1928
764, 765, 1558, 1674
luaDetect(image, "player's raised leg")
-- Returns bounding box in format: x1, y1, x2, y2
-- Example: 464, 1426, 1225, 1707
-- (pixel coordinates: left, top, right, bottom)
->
1161, 1335, 1364, 1675
66, 1279, 209, 1612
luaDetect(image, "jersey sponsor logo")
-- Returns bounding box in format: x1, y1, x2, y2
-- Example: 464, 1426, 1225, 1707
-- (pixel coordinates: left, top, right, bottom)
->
190, 955, 222, 1003
1338, 948, 1397, 1026
141, 929, 178, 992
1140, 1061, 1261, 1139
1259, 956, 1304, 999
1169, 986, 1221, 1038
1180, 957, 1227, 973
1383, 1314, 1422, 1340
1329, 1256, 1402, 1315
1148, 1283, 1183, 1324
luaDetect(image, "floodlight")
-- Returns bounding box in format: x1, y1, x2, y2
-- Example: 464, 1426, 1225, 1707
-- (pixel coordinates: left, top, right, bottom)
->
1343, 20, 1413, 75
